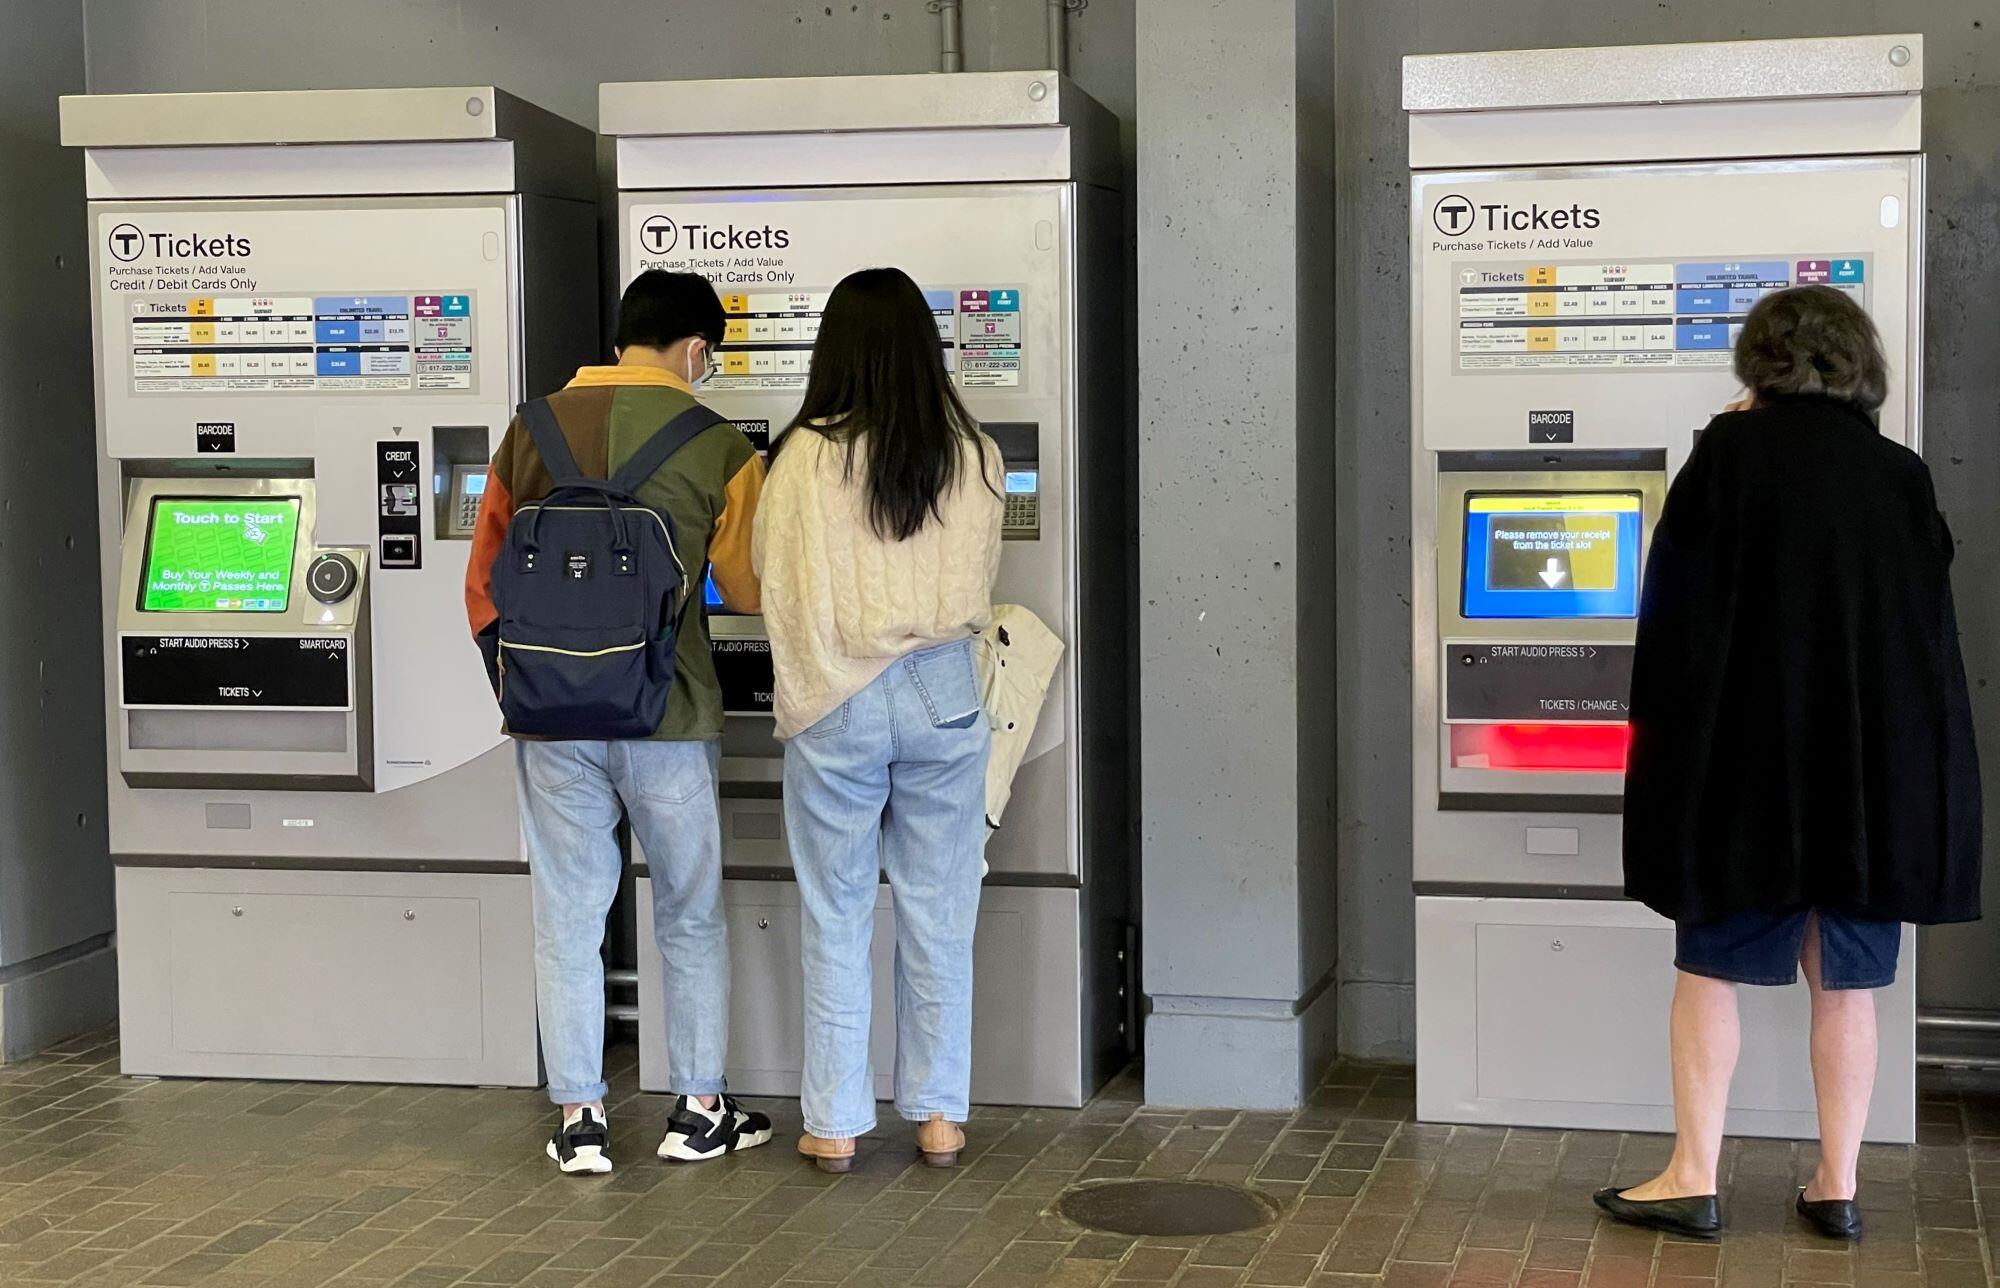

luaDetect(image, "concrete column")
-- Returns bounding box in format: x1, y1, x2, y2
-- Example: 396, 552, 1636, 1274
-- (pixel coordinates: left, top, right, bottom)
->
1137, 0, 1337, 1109
0, 0, 117, 1061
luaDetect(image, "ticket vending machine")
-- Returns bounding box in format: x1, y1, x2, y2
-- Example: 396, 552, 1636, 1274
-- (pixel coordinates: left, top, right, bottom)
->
601, 71, 1131, 1107
61, 88, 598, 1084
1404, 36, 1926, 1140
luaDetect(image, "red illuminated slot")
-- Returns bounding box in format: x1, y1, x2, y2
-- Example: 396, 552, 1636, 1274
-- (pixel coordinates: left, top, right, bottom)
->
1450, 722, 1630, 773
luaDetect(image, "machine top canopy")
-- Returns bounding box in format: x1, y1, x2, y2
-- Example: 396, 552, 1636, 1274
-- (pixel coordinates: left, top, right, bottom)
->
599, 70, 1110, 140
59, 86, 584, 150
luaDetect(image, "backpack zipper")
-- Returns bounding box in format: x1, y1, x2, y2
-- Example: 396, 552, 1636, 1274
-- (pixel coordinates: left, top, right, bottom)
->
512, 503, 686, 582
499, 638, 647, 659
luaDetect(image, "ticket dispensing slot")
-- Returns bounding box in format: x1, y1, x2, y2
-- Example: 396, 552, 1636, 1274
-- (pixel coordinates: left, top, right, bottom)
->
115, 476, 372, 790
986, 421, 1041, 540
1435, 449, 1664, 809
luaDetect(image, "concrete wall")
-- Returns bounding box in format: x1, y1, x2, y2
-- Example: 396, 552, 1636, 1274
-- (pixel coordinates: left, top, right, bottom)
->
1136, 0, 1338, 1108
1335, 2, 2000, 1057
81, 0, 1135, 130
0, 0, 117, 1061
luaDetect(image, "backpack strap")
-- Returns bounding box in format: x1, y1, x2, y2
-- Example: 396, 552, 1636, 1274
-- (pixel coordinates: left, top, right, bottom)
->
518, 399, 586, 485
608, 405, 730, 495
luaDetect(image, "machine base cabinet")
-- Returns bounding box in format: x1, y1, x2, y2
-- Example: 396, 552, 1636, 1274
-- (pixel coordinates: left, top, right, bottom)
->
636, 878, 1084, 1108
1415, 896, 1916, 1143
115, 866, 540, 1086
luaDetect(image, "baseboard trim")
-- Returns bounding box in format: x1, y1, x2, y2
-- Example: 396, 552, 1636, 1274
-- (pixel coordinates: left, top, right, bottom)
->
0, 943, 118, 1063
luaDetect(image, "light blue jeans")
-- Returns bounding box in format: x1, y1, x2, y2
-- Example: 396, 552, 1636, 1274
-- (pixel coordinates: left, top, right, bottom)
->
784, 638, 990, 1139
516, 738, 728, 1105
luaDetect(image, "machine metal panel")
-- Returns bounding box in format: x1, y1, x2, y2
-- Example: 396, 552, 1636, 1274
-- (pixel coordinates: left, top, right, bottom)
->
89, 196, 518, 805
613, 73, 1128, 1106
1411, 159, 1923, 886
636, 877, 1085, 1107
1416, 897, 1917, 1142
71, 90, 596, 1087
613, 130, 1090, 193
1406, 44, 1926, 1138
1402, 34, 1922, 114
1406, 99, 1922, 171
114, 865, 538, 1085
84, 142, 524, 202
618, 183, 1082, 882
1413, 160, 1921, 455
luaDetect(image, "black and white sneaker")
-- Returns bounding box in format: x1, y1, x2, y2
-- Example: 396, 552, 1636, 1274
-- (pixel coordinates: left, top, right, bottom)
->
657, 1093, 773, 1162
546, 1106, 612, 1175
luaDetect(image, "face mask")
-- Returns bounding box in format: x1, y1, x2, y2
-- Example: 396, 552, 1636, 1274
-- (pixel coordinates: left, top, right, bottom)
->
685, 341, 707, 389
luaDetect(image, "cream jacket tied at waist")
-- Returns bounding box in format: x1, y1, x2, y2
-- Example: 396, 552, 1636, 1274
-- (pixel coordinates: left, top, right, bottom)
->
973, 604, 1064, 829
753, 427, 1004, 740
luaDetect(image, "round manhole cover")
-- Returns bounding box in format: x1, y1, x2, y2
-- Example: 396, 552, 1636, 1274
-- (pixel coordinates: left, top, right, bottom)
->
1056, 1179, 1280, 1237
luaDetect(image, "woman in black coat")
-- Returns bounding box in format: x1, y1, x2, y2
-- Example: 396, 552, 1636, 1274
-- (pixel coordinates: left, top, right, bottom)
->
1594, 286, 1980, 1243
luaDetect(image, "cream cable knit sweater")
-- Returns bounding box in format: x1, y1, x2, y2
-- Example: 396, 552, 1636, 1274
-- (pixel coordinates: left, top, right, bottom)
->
753, 428, 1004, 739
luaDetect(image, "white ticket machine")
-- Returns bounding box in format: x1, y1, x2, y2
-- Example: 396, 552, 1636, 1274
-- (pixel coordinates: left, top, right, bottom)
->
61, 88, 598, 1085
1404, 36, 1926, 1140
602, 71, 1132, 1107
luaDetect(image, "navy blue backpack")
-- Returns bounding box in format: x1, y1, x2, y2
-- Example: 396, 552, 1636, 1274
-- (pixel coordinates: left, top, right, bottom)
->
489, 398, 724, 739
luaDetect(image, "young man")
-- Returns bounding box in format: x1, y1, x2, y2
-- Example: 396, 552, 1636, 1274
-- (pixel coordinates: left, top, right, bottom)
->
466, 271, 770, 1174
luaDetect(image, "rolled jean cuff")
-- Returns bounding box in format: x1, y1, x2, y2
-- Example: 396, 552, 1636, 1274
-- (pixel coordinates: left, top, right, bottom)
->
671, 1076, 727, 1097
897, 1104, 968, 1124
805, 1116, 876, 1139
547, 1080, 609, 1107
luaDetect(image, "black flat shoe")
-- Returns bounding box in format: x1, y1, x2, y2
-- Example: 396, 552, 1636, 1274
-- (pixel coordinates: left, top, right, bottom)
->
1796, 1189, 1863, 1241
1592, 1187, 1722, 1239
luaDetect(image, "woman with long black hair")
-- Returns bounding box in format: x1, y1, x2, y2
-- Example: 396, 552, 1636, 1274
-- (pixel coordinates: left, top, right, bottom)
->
753, 267, 1003, 1173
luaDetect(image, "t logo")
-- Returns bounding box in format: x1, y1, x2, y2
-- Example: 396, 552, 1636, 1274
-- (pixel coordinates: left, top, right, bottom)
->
108, 223, 145, 262
1431, 194, 1475, 238
640, 215, 678, 255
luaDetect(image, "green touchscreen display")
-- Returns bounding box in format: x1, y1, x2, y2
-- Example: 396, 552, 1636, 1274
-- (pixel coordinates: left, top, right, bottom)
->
141, 497, 301, 613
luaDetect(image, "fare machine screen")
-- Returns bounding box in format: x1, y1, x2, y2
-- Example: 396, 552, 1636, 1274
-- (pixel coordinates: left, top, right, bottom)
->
1460, 493, 1641, 620
1435, 458, 1663, 781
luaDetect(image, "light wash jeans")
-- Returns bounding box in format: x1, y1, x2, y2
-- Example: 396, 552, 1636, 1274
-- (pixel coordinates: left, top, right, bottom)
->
516, 738, 728, 1105
784, 638, 990, 1139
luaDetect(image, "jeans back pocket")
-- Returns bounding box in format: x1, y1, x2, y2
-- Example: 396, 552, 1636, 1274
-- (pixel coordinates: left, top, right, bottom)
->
907, 640, 982, 729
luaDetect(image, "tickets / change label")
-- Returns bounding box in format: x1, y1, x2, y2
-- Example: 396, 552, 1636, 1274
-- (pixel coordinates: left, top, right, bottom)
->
1444, 642, 1633, 723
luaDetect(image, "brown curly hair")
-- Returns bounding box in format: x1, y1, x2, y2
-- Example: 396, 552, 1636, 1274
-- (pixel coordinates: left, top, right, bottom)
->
1732, 284, 1888, 412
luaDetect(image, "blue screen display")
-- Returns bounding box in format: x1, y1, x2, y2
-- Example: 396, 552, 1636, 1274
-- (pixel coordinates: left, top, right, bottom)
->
1461, 493, 1642, 619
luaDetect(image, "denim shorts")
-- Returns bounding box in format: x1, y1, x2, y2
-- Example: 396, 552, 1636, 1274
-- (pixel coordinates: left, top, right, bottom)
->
1675, 908, 1901, 991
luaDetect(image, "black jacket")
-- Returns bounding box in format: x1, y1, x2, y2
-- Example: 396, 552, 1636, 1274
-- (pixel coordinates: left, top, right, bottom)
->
1622, 395, 1981, 925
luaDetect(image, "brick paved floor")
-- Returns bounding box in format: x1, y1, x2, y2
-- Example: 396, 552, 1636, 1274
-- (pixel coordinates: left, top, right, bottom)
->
1, 1031, 1995, 1286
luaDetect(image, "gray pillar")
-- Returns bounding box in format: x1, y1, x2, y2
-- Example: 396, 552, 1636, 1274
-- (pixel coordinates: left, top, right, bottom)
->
1137, 0, 1337, 1109
0, 0, 117, 1061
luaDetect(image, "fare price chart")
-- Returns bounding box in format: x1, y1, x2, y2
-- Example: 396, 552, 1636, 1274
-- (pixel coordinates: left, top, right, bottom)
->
127, 293, 477, 393
711, 286, 1024, 391
1454, 257, 1866, 372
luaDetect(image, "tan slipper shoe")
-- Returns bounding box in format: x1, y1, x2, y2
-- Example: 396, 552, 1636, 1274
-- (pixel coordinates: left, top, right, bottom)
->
915, 1114, 964, 1168
796, 1132, 856, 1174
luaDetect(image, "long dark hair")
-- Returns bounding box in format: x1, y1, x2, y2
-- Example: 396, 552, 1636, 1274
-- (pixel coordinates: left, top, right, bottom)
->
779, 267, 988, 541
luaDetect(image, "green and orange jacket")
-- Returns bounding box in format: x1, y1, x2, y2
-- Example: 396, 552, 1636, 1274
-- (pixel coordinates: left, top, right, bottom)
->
464, 365, 765, 741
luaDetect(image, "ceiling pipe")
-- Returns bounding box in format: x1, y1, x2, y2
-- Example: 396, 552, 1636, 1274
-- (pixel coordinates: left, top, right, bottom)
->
1046, 0, 1072, 75
929, 0, 965, 73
